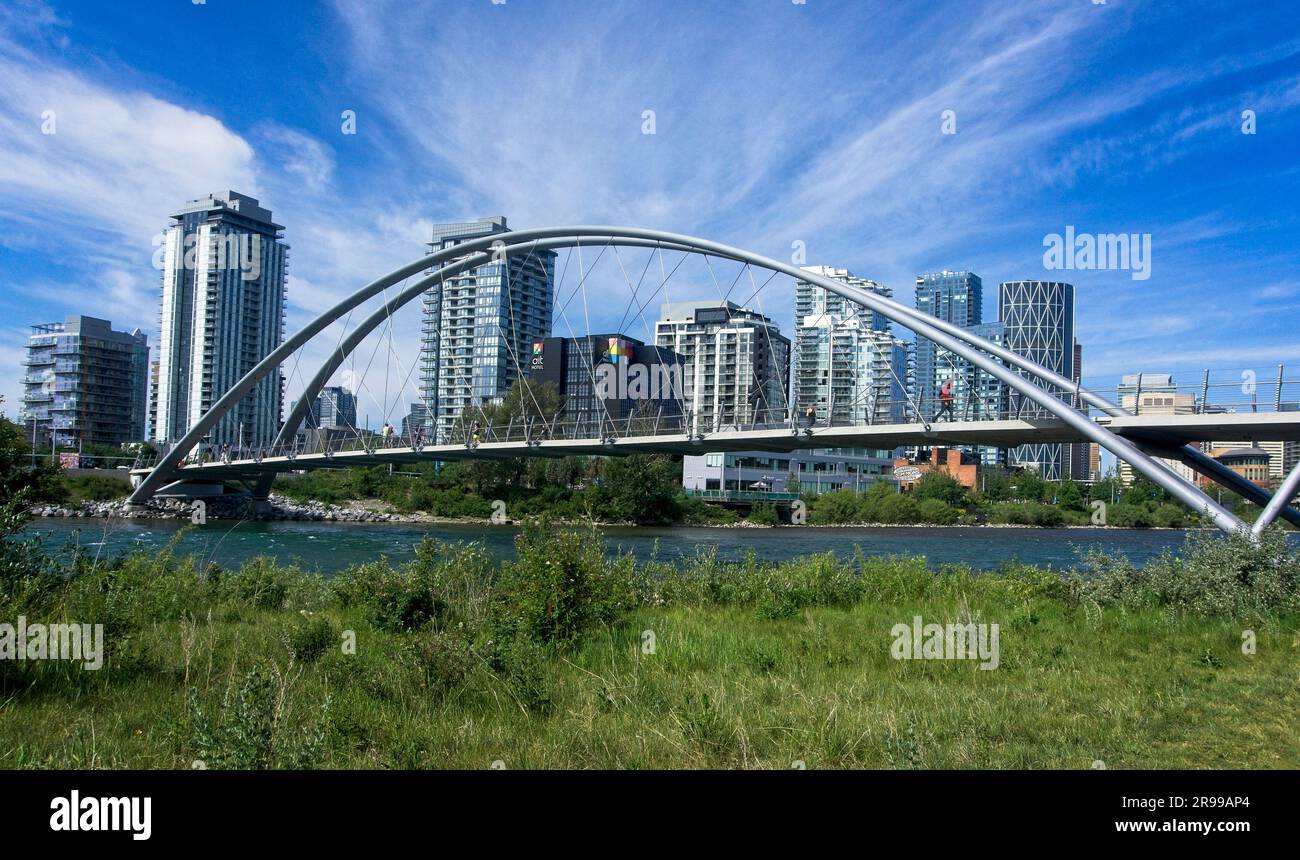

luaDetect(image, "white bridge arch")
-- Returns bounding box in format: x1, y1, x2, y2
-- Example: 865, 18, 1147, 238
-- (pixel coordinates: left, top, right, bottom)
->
128, 226, 1300, 538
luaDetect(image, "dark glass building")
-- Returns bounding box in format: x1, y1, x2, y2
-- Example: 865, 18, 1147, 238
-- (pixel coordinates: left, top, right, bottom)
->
529, 333, 685, 437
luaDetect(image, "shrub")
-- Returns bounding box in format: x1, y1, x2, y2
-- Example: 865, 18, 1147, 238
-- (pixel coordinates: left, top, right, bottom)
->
1078, 528, 1300, 617
331, 560, 442, 632
286, 615, 337, 663
679, 494, 739, 525
218, 556, 296, 610
0, 491, 59, 613
914, 471, 967, 507
748, 502, 778, 526
916, 497, 960, 525
810, 490, 866, 524
491, 526, 609, 647
490, 634, 553, 714
410, 629, 476, 699
188, 665, 331, 769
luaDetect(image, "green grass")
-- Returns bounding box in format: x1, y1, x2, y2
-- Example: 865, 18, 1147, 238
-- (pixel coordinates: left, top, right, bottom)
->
48, 472, 131, 505
2, 521, 1298, 769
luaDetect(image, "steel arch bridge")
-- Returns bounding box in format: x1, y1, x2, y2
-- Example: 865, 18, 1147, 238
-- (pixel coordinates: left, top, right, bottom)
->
128, 225, 1300, 538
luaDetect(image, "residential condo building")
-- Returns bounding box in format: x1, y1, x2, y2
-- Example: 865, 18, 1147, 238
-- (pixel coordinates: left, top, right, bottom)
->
21, 315, 149, 449
419, 217, 556, 443
794, 267, 907, 428
151, 191, 288, 449
654, 299, 790, 434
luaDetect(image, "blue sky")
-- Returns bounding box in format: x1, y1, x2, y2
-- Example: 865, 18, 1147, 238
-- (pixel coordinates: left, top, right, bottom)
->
1, 0, 1299, 426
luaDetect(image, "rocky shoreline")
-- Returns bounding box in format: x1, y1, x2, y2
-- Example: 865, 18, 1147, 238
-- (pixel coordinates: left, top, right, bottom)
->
27, 497, 1197, 530
31, 495, 412, 523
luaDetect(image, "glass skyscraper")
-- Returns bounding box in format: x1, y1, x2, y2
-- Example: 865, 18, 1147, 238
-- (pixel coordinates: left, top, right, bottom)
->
913, 271, 1007, 464
419, 217, 556, 443
151, 191, 288, 448
999, 280, 1075, 479
913, 271, 983, 420
794, 267, 906, 428
307, 386, 357, 431
932, 320, 1008, 466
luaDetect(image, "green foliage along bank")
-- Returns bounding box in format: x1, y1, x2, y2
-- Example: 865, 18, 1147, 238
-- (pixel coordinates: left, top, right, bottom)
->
2, 488, 1298, 769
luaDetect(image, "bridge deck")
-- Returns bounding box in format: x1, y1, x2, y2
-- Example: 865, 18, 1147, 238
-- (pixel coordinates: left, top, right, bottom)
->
132, 412, 1300, 483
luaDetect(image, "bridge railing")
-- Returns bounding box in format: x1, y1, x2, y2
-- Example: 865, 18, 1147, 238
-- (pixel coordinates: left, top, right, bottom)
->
133, 365, 1299, 471
1081, 366, 1299, 417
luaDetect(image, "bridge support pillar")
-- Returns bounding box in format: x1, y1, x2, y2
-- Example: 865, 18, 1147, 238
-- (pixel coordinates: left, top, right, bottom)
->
253, 474, 275, 502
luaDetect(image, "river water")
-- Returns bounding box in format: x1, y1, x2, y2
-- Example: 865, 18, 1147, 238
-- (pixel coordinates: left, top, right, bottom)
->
23, 517, 1288, 575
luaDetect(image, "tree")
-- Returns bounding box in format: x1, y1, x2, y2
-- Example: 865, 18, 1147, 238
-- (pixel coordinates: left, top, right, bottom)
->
1122, 476, 1165, 507
0, 397, 57, 502
596, 455, 681, 525
979, 469, 1013, 502
1057, 480, 1085, 512
450, 380, 566, 492
1012, 469, 1049, 503
914, 470, 967, 507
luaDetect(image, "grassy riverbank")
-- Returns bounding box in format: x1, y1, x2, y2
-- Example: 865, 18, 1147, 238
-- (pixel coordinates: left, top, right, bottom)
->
3, 498, 1298, 768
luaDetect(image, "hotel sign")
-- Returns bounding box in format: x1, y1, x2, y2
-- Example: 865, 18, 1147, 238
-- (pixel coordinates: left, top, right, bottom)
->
893, 466, 924, 482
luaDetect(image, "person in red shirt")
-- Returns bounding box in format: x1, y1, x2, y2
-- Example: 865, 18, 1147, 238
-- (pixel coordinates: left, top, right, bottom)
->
936, 379, 955, 421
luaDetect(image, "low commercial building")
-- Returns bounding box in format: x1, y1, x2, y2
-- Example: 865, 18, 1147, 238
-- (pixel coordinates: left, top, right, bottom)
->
1116, 373, 1197, 485
1197, 447, 1272, 489
892, 447, 980, 491
682, 448, 895, 494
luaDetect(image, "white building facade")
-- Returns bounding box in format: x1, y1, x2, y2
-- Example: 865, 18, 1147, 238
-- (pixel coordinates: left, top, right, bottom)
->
151, 191, 288, 449
794, 267, 906, 427
654, 300, 790, 434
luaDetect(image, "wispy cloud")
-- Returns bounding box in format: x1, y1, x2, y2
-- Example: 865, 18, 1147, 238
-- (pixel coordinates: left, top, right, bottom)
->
2, 0, 1300, 422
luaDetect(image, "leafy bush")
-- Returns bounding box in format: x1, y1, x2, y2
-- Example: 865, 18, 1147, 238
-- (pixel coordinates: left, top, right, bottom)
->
286, 615, 337, 663
50, 473, 130, 505
747, 502, 778, 526
491, 526, 610, 647
0, 491, 59, 613
809, 489, 866, 524
188, 665, 330, 769
217, 556, 298, 610
679, 494, 739, 524
1079, 528, 1300, 617
914, 471, 967, 507
410, 629, 476, 699
330, 559, 442, 632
